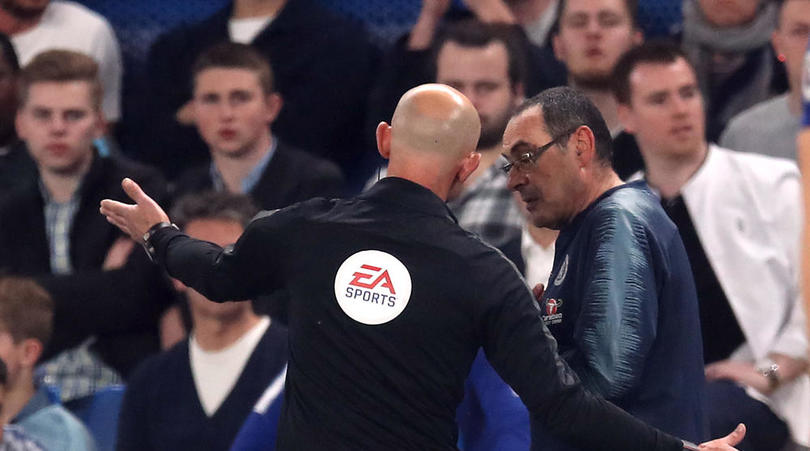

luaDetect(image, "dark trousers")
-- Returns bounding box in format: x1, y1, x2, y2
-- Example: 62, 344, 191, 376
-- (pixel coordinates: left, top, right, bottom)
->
706, 380, 789, 451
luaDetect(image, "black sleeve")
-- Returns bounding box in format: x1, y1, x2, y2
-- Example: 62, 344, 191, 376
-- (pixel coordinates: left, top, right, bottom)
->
37, 250, 174, 352
474, 256, 683, 451
151, 208, 293, 303
300, 159, 346, 200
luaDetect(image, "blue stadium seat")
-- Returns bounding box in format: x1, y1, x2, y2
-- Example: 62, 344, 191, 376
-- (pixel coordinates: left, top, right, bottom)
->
66, 385, 126, 451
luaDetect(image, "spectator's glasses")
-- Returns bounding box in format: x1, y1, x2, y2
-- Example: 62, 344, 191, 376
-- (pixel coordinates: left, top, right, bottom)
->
500, 126, 580, 174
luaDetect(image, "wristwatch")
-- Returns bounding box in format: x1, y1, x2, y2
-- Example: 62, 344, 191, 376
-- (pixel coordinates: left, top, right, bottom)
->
682, 440, 700, 450
756, 358, 781, 390
141, 221, 179, 261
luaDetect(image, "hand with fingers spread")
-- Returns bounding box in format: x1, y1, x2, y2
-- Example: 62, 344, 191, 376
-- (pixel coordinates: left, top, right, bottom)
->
99, 178, 170, 242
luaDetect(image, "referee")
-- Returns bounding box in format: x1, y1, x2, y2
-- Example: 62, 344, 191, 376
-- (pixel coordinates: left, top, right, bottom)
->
101, 84, 743, 450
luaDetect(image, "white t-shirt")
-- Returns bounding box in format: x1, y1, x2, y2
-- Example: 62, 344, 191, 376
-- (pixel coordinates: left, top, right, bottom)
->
190, 316, 271, 417
229, 16, 273, 44
12, 1, 122, 121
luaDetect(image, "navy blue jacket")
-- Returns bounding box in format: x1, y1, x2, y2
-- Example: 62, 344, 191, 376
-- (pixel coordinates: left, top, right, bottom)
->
537, 181, 707, 447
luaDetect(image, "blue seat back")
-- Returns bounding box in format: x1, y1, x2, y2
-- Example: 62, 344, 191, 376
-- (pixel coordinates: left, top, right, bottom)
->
68, 385, 126, 451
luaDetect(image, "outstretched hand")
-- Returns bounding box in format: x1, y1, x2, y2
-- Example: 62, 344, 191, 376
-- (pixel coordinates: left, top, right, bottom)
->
698, 424, 746, 450
99, 178, 170, 242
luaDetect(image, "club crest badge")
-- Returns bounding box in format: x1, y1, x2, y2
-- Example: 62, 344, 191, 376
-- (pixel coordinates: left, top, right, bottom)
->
553, 255, 569, 287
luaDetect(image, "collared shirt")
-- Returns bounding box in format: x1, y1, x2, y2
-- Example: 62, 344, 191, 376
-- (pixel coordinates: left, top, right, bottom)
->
12, 385, 97, 451
40, 182, 81, 275
520, 225, 555, 289
210, 138, 277, 194
447, 164, 523, 254
37, 337, 122, 402
14, 386, 51, 423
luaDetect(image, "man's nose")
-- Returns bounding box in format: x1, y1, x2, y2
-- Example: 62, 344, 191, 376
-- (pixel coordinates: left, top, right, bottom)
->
585, 19, 602, 36
671, 94, 690, 116
506, 168, 525, 191
49, 116, 67, 133
218, 102, 236, 119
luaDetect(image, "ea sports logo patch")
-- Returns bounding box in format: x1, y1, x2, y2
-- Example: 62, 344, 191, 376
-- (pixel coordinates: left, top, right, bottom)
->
334, 250, 412, 325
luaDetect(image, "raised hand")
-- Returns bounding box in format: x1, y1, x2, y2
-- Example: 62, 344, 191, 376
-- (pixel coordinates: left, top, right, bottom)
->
99, 178, 170, 242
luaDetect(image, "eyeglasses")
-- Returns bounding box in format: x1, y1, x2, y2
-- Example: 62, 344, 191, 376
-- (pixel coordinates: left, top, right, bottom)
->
501, 126, 580, 174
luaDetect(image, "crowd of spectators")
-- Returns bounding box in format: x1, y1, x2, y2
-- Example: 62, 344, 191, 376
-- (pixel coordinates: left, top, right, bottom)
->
0, 0, 806, 450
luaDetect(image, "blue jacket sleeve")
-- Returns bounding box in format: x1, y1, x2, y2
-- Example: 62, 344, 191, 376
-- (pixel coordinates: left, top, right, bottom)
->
572, 208, 659, 399
456, 349, 530, 451
230, 368, 286, 451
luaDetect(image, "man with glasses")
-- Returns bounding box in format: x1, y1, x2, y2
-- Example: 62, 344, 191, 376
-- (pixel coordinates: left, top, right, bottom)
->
504, 86, 707, 448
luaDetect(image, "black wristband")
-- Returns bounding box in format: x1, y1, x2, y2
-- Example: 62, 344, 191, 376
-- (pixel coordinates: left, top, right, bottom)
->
142, 221, 179, 262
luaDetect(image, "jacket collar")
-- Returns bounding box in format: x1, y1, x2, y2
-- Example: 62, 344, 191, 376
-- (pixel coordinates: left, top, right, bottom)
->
563, 181, 647, 235
13, 385, 53, 423
361, 177, 458, 224
32, 147, 103, 202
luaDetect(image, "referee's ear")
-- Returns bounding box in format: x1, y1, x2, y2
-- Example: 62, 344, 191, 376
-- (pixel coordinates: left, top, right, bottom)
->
456, 151, 481, 185
376, 121, 392, 160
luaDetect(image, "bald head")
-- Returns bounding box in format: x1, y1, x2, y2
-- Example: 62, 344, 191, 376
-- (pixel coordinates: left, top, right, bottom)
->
390, 84, 481, 162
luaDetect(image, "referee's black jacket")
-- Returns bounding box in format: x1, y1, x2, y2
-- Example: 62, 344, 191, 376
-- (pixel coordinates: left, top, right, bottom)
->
149, 177, 686, 451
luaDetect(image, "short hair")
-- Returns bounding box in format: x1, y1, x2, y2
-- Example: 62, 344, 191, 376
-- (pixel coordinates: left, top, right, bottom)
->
170, 191, 259, 231
18, 49, 101, 109
513, 86, 613, 165
0, 33, 19, 73
434, 20, 528, 90
0, 277, 54, 347
191, 42, 275, 95
611, 40, 692, 105
553, 0, 640, 34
